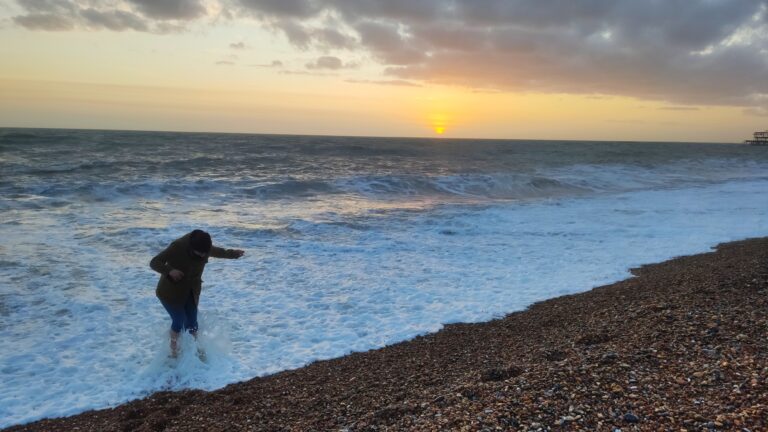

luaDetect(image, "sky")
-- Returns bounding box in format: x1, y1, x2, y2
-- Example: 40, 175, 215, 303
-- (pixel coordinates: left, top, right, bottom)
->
1, 0, 767, 142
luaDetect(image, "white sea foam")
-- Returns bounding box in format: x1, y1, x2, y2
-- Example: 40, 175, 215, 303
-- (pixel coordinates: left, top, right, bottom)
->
1, 177, 768, 427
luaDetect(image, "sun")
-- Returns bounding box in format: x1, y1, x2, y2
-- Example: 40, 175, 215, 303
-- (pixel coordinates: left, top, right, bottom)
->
428, 112, 450, 136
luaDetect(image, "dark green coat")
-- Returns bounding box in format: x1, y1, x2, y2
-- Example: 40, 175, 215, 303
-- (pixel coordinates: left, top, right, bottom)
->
150, 233, 240, 306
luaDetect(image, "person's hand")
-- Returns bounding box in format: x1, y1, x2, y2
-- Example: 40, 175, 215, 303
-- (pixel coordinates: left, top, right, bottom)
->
168, 269, 184, 282
232, 249, 245, 258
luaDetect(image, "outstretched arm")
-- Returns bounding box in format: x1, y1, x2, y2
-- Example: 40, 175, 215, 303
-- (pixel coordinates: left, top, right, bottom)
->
210, 245, 245, 259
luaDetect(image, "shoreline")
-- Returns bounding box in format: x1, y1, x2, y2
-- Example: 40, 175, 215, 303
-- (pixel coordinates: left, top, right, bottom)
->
6, 237, 768, 431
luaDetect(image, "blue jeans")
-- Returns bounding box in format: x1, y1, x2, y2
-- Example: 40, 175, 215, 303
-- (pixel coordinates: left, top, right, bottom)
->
160, 294, 198, 333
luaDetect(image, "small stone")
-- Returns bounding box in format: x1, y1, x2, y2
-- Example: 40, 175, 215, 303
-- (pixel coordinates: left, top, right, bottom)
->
544, 350, 567, 362
736, 334, 748, 341
480, 366, 523, 382
623, 412, 639, 423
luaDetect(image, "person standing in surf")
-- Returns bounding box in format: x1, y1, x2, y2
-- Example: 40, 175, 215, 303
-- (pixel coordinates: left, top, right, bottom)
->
150, 229, 244, 357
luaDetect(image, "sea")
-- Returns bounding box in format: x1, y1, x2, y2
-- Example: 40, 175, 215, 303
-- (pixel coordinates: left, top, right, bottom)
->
1, 128, 767, 427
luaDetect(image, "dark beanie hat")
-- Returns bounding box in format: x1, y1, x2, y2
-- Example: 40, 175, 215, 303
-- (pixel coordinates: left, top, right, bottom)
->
190, 229, 212, 253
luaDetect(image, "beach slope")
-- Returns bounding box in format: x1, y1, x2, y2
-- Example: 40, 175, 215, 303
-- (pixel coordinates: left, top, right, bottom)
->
7, 237, 768, 431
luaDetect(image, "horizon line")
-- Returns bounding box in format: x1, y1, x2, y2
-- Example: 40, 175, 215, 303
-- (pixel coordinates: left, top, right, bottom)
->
0, 125, 741, 145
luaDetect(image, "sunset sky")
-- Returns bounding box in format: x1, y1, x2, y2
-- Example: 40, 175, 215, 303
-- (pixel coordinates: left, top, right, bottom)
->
1, 0, 767, 142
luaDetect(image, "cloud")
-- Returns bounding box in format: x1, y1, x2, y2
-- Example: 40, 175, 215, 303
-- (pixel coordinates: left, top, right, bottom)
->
305, 55, 355, 70
14, 13, 74, 30
230, 41, 246, 49
267, 20, 357, 50
80, 8, 148, 32
279, 70, 334, 76
237, 0, 768, 109
237, 0, 320, 19
659, 106, 701, 111
271, 19, 312, 48
744, 107, 768, 117
355, 20, 426, 65
126, 0, 206, 21
15, 0, 76, 14
345, 79, 421, 87
11, 0, 768, 111
216, 60, 235, 66
312, 27, 356, 49
251, 60, 283, 67
12, 0, 207, 32
744, 94, 768, 116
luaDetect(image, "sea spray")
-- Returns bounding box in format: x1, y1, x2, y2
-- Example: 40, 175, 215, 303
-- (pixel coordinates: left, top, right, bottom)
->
134, 312, 237, 394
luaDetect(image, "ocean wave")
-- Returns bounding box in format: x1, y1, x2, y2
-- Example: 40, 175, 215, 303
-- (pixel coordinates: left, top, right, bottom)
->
22, 161, 125, 176
0, 132, 40, 141
5, 173, 590, 203
4, 159, 768, 207
241, 179, 340, 199
330, 173, 592, 201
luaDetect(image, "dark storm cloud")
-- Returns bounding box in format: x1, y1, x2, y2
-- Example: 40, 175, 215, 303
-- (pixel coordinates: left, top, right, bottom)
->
237, 0, 768, 108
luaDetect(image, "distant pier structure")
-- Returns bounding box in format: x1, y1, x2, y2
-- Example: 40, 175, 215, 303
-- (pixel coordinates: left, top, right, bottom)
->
745, 130, 768, 145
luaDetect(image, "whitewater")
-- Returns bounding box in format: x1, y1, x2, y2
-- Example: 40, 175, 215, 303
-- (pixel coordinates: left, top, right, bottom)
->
1, 128, 767, 427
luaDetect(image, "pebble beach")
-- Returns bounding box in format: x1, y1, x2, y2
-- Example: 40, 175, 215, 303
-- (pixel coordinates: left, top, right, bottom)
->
7, 236, 768, 431
4, 1, 768, 430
